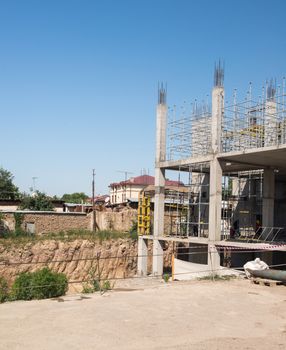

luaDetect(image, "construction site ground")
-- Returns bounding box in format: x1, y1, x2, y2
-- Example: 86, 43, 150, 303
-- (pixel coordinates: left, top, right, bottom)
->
0, 278, 286, 350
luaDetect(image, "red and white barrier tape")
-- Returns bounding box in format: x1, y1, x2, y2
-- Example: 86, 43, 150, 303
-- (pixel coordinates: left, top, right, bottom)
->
214, 244, 286, 251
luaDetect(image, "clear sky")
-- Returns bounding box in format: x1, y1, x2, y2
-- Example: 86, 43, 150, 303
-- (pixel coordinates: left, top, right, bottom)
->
1, 0, 286, 196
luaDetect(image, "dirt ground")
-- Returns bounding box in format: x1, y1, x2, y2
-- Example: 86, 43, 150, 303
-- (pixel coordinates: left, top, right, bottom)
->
0, 278, 286, 350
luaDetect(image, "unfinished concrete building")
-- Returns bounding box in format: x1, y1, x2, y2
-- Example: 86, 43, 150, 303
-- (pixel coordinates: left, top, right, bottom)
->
138, 63, 286, 277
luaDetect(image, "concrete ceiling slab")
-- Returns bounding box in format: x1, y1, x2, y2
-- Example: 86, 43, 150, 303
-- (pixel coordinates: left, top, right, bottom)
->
218, 146, 286, 174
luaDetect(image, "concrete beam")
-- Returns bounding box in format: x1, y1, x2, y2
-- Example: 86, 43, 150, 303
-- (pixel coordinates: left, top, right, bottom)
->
158, 155, 213, 170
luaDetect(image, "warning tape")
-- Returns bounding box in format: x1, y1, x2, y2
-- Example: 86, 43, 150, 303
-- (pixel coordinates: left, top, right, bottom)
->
214, 244, 286, 251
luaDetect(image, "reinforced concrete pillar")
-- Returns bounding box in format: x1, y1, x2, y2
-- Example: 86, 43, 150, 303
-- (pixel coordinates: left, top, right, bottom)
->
261, 169, 275, 265
211, 87, 224, 153
208, 158, 222, 270
153, 239, 164, 276
262, 168, 275, 228
137, 237, 148, 276
264, 92, 277, 147
208, 66, 224, 271
152, 86, 167, 276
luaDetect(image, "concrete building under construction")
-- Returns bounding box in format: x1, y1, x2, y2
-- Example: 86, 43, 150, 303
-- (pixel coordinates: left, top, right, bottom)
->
137, 63, 286, 277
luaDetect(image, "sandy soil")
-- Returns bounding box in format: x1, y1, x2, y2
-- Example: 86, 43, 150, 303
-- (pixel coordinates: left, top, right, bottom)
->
0, 278, 285, 349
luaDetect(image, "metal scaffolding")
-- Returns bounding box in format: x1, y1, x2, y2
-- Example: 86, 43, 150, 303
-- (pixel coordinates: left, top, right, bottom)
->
221, 171, 263, 240
167, 101, 212, 160
164, 163, 210, 239
167, 78, 286, 160
222, 79, 286, 153
163, 77, 286, 243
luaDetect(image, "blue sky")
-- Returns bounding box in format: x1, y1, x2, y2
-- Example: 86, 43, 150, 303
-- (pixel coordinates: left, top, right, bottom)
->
1, 0, 286, 196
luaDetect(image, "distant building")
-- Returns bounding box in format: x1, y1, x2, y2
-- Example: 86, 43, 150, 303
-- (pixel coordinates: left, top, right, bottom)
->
109, 175, 182, 205
0, 199, 65, 213
64, 195, 110, 213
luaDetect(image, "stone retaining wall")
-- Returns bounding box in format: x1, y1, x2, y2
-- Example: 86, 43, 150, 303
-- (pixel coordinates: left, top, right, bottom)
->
1, 211, 91, 234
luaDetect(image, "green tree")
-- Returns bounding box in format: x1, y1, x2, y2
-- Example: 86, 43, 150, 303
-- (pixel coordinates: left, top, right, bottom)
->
19, 191, 54, 211
61, 192, 89, 204
0, 167, 20, 200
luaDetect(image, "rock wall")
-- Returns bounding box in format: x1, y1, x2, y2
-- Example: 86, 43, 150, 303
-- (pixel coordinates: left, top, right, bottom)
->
0, 238, 172, 291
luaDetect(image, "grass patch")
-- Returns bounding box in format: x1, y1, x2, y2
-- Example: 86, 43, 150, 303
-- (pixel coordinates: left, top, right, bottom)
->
198, 274, 237, 281
0, 229, 138, 247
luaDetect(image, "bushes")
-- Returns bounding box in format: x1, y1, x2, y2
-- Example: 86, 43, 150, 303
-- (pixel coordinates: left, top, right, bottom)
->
11, 268, 68, 301
82, 263, 112, 294
0, 276, 9, 303
11, 272, 34, 300
82, 278, 111, 294
0, 268, 68, 303
129, 221, 138, 240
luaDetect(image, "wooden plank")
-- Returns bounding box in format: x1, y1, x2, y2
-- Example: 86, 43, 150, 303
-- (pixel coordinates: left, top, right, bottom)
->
251, 277, 286, 287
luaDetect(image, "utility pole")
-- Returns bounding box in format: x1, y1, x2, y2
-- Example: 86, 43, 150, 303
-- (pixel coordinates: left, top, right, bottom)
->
92, 169, 96, 232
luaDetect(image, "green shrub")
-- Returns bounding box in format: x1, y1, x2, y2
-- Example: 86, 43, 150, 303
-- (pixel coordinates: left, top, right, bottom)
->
129, 221, 138, 240
81, 283, 94, 294
10, 272, 34, 300
11, 268, 68, 301
163, 273, 170, 283
0, 276, 9, 303
82, 279, 112, 294
102, 280, 111, 291
81, 264, 113, 294
30, 268, 68, 299
92, 279, 101, 292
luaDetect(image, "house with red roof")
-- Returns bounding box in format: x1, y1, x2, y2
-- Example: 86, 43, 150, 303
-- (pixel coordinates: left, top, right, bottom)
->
109, 175, 183, 205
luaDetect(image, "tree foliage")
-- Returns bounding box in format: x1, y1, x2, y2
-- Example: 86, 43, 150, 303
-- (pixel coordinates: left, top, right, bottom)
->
0, 167, 20, 200
61, 192, 89, 204
19, 191, 54, 211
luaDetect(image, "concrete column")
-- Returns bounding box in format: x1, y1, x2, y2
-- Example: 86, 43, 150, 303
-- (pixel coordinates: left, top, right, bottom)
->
264, 99, 277, 147
137, 237, 148, 276
152, 87, 167, 276
211, 86, 224, 154
208, 159, 222, 269
155, 101, 167, 163
261, 169, 275, 265
154, 96, 167, 239
262, 168, 275, 228
153, 239, 164, 276
207, 83, 224, 270
153, 168, 165, 237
